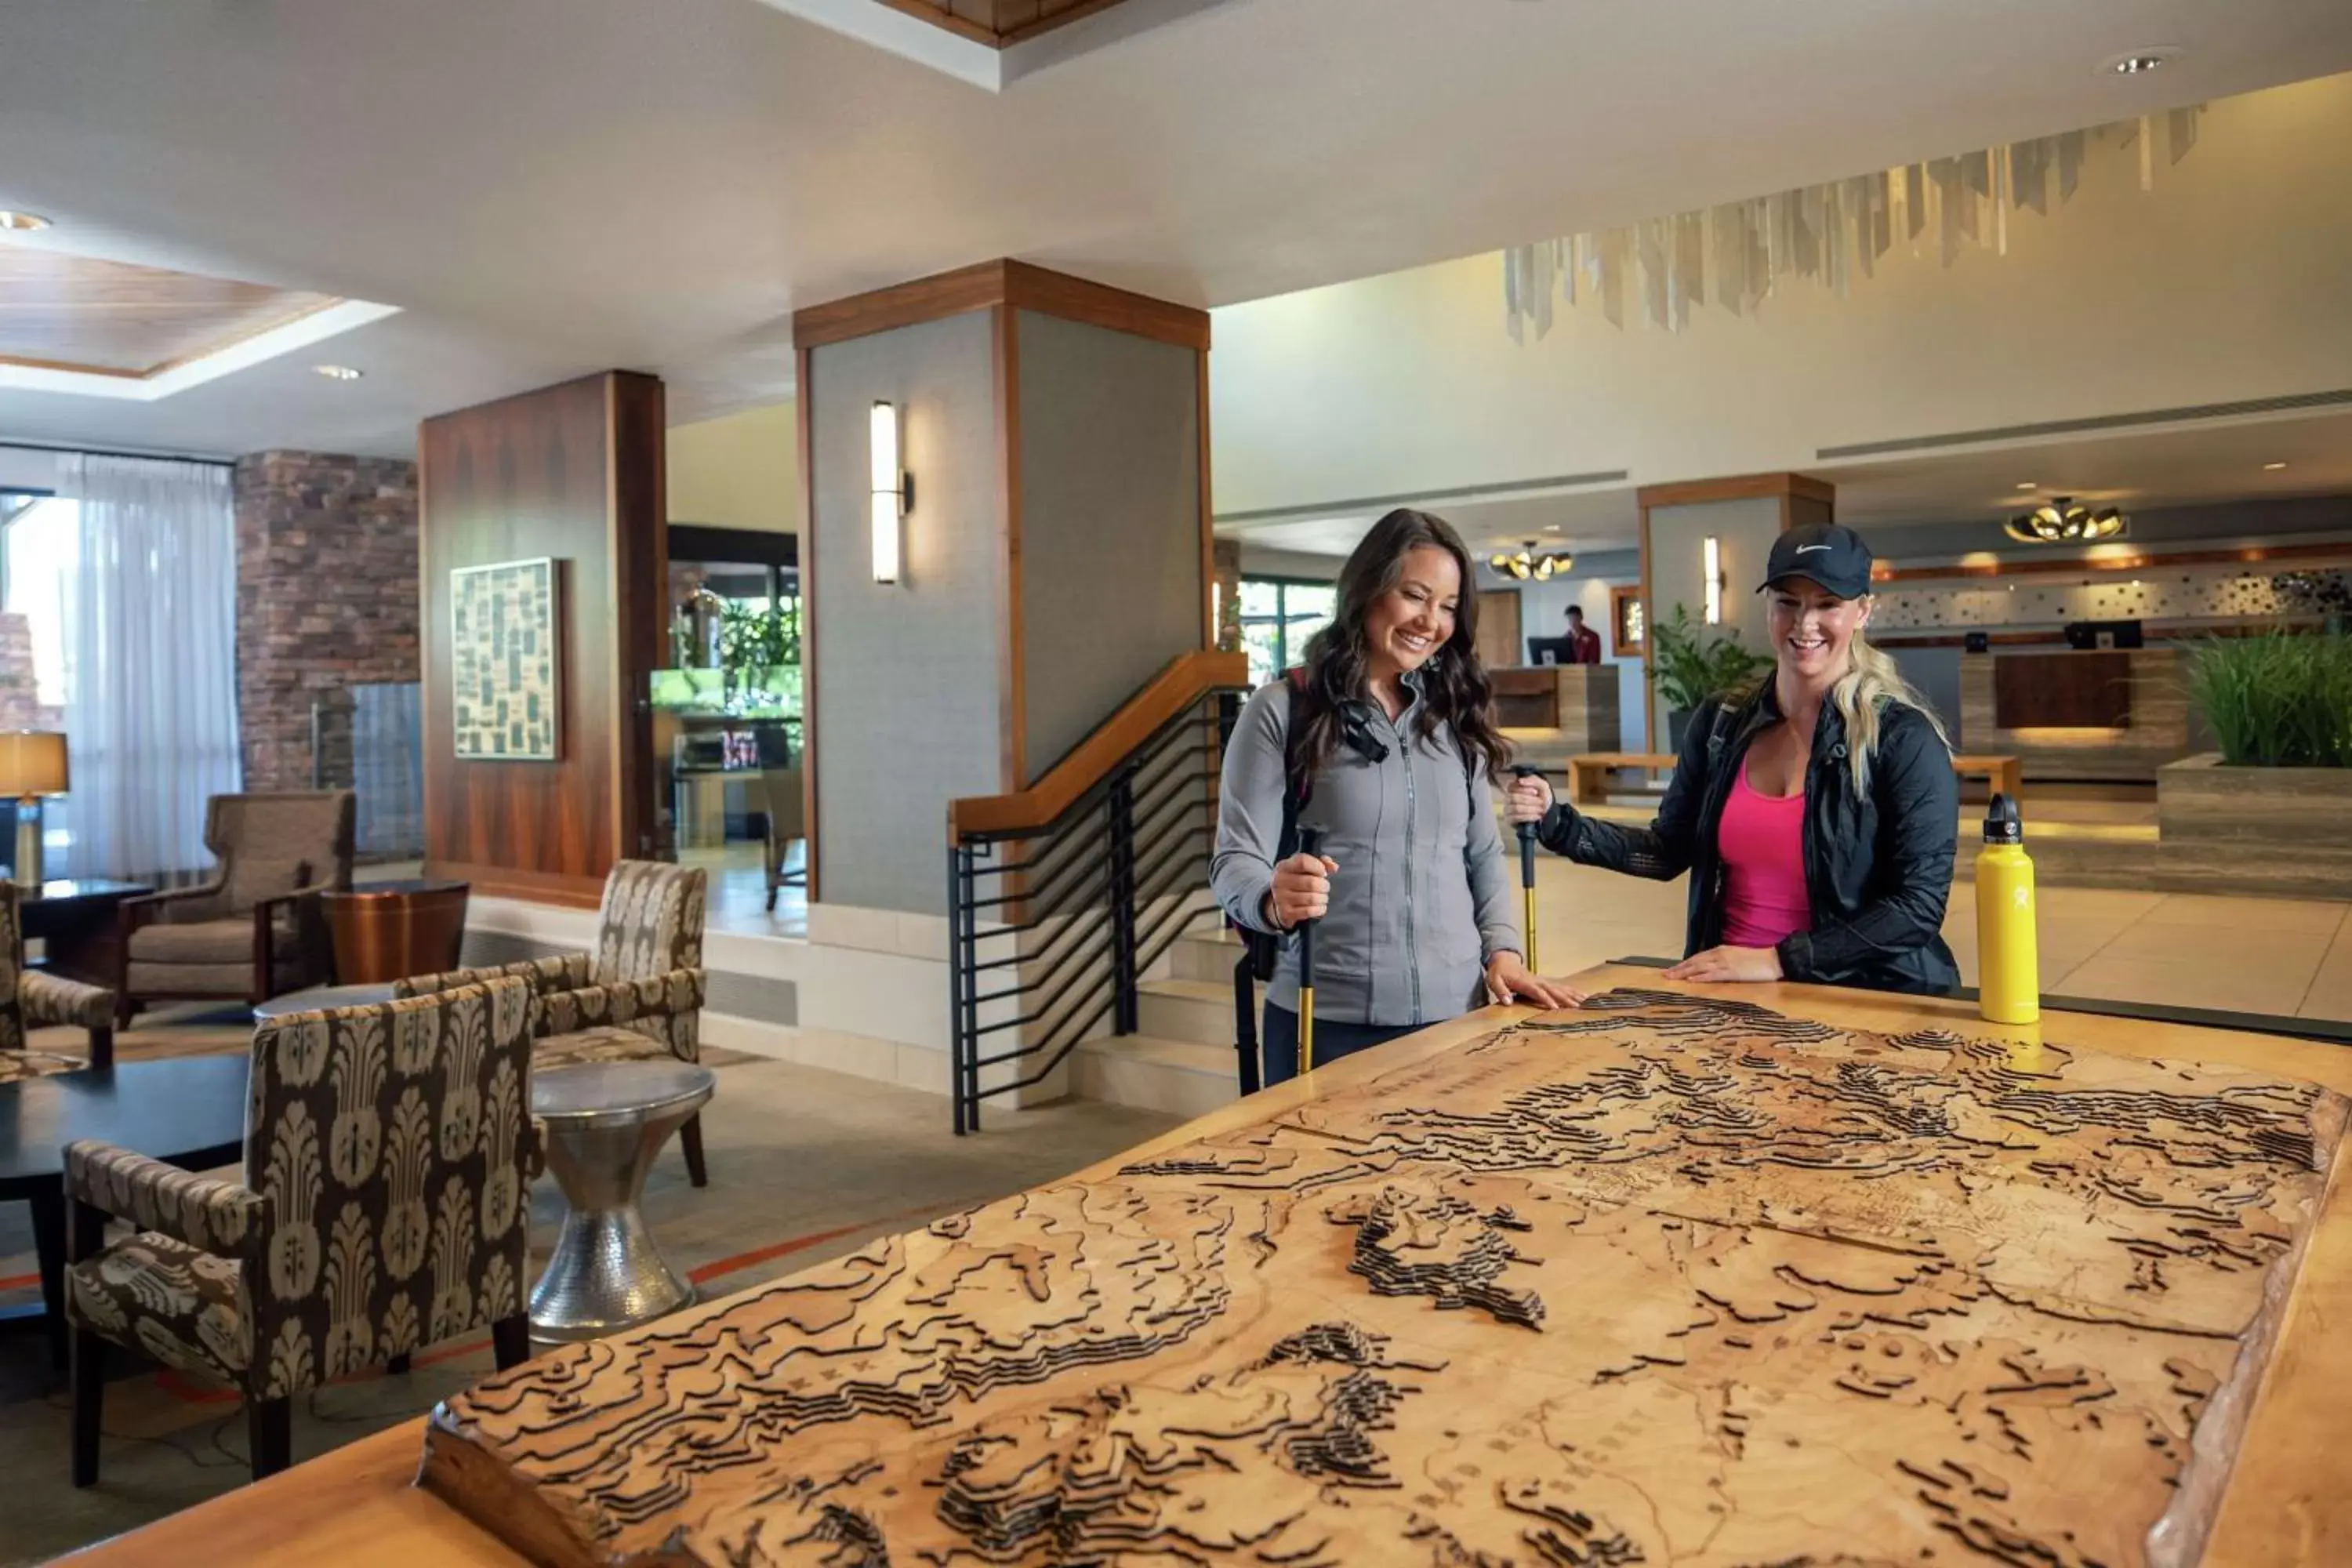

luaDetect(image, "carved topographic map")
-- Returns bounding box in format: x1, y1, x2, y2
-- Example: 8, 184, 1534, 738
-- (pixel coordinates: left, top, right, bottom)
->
422, 990, 2346, 1568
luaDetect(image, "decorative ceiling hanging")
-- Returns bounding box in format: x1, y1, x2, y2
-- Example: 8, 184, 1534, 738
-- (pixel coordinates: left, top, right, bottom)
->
2005, 496, 2128, 543
1489, 539, 1574, 581
1504, 107, 2205, 343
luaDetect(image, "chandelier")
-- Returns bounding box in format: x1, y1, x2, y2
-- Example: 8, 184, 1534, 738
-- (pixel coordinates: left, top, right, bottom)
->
1504, 108, 2203, 343
1489, 540, 1574, 581
2005, 497, 2127, 544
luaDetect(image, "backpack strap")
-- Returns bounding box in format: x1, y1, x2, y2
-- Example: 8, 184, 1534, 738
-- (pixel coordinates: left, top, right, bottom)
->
1246, 670, 1315, 984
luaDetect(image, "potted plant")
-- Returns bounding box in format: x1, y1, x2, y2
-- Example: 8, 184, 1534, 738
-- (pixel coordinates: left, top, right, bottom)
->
1649, 604, 1773, 749
2162, 631, 2352, 860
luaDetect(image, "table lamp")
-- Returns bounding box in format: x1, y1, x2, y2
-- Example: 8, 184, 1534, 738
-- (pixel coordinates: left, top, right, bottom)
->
0, 731, 69, 887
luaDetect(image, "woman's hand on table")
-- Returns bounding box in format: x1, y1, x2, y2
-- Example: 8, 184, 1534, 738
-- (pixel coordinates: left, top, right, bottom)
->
1485, 953, 1586, 1009
1504, 773, 1553, 826
1265, 851, 1338, 931
1663, 945, 1785, 983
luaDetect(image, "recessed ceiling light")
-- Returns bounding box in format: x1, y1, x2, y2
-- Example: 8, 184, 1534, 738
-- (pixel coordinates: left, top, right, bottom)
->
2016, 481, 2038, 490
1542, 524, 1562, 533
0, 211, 53, 232
2263, 461, 2288, 471
2103, 45, 2183, 76
313, 364, 364, 381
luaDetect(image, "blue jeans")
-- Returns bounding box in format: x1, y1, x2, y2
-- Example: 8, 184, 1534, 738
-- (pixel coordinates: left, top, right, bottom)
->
1260, 1003, 1421, 1089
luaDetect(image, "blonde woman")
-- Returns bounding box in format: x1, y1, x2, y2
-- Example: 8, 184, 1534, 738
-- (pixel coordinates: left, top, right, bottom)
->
1507, 524, 1960, 995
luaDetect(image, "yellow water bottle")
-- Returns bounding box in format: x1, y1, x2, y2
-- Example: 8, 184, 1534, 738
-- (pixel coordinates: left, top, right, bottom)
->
1976, 793, 2039, 1025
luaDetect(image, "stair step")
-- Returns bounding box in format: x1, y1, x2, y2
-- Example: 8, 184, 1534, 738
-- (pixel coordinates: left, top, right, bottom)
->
1170, 926, 1245, 983
1071, 1032, 1240, 1120
1137, 976, 1235, 1047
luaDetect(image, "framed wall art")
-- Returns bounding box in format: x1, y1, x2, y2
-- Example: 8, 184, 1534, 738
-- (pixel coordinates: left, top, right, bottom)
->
1611, 583, 1646, 656
451, 557, 562, 760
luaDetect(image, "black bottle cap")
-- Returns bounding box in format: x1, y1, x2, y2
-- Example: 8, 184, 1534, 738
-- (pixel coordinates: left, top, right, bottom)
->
1983, 793, 2023, 844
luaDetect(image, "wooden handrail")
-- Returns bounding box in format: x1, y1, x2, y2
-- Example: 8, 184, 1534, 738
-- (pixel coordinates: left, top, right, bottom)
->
950, 650, 1250, 839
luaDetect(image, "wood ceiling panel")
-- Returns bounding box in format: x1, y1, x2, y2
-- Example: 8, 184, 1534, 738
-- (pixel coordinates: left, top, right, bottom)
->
873, 0, 1135, 47
0, 246, 340, 377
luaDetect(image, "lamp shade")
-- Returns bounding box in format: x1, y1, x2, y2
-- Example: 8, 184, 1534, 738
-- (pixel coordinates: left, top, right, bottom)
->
0, 731, 69, 798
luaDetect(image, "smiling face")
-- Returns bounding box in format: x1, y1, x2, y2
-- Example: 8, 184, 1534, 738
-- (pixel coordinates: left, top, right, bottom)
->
1363, 544, 1461, 681
1765, 577, 1872, 685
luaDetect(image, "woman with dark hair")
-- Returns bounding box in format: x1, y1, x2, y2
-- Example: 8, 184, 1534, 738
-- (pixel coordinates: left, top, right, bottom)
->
1506, 523, 1960, 995
1214, 508, 1581, 1086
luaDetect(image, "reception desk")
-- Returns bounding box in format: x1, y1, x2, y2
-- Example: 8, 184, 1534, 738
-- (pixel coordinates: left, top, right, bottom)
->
68, 965, 2352, 1568
1958, 645, 2198, 782
1492, 663, 1621, 771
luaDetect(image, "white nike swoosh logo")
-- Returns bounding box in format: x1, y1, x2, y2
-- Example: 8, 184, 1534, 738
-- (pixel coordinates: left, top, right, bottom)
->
1795, 544, 1832, 554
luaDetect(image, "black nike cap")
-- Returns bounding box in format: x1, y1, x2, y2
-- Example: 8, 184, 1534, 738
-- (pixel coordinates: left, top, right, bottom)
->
1759, 523, 1875, 600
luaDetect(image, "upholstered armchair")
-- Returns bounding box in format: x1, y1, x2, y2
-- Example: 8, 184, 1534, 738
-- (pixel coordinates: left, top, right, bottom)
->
747, 768, 804, 912
397, 860, 710, 1185
64, 976, 538, 1483
0, 879, 115, 1084
115, 791, 355, 1029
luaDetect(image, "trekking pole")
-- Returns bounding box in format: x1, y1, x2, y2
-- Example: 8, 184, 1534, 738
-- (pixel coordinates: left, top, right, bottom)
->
1510, 767, 1541, 975
1294, 826, 1326, 1080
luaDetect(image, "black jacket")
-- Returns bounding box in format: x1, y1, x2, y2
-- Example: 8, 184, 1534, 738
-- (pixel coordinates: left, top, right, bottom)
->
1537, 683, 1960, 995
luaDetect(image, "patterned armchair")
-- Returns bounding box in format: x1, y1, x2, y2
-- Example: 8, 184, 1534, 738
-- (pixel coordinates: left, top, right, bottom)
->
115, 791, 356, 1030
397, 860, 710, 1186
63, 976, 537, 1484
0, 879, 116, 1084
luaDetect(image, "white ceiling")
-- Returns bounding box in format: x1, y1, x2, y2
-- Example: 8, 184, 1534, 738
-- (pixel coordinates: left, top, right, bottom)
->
2, 0, 2350, 459
1218, 408, 2352, 563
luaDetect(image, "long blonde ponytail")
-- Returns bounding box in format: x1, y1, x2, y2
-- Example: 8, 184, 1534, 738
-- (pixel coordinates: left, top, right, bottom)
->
1831, 632, 1951, 797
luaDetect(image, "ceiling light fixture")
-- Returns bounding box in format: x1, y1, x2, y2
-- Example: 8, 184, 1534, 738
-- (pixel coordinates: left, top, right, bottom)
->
2016, 481, 2038, 490
2103, 45, 2183, 76
314, 364, 364, 381
0, 211, 53, 232
1489, 539, 1573, 582
2005, 496, 2128, 544
2263, 461, 2288, 471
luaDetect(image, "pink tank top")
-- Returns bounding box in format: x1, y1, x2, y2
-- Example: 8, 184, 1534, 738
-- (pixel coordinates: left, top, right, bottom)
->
1718, 764, 1810, 949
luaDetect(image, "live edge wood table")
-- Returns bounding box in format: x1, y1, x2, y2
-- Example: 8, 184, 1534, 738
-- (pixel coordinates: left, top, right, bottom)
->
60, 967, 2352, 1567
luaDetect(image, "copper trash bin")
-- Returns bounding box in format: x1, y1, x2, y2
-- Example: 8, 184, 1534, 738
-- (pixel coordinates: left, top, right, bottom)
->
322, 880, 470, 984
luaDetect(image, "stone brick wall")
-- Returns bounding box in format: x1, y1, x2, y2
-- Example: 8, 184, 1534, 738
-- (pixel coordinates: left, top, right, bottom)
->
0, 613, 64, 731
234, 450, 419, 793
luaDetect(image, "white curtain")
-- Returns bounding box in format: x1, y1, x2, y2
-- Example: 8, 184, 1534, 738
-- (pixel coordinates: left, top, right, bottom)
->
57, 453, 242, 880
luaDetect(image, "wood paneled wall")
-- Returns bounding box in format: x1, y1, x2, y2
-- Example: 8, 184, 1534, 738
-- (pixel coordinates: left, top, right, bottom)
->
419, 372, 666, 906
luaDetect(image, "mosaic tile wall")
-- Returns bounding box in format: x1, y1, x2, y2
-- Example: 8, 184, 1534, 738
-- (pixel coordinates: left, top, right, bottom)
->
1870, 560, 2352, 630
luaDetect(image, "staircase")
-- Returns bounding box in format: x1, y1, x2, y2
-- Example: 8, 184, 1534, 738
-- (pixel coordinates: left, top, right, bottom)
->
1069, 927, 1250, 1120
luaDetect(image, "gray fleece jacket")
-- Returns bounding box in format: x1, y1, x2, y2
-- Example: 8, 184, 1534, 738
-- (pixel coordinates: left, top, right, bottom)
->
1211, 676, 1523, 1026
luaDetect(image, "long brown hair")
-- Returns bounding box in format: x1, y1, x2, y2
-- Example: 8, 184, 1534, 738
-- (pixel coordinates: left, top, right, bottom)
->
1288, 508, 1512, 792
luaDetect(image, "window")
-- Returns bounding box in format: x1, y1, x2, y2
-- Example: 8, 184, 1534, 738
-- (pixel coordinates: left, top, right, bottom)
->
2, 495, 78, 862
1238, 577, 1338, 686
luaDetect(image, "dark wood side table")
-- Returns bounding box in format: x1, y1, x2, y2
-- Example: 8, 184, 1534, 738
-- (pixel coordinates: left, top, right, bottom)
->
321, 880, 470, 984
5, 877, 154, 989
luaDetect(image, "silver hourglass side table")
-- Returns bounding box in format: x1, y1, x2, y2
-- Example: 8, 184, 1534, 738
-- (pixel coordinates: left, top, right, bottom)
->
528, 1060, 716, 1346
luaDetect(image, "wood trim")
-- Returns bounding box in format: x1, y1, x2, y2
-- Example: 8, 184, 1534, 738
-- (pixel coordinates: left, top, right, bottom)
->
0, 352, 149, 381
867, 0, 1000, 45
604, 375, 625, 856
1635, 495, 1655, 736
1000, 260, 1210, 351
1635, 472, 1836, 510
1000, 0, 1137, 44
950, 649, 1247, 837
996, 305, 1028, 791
1871, 539, 2352, 585
793, 260, 1209, 354
1196, 349, 1215, 648
797, 346, 820, 903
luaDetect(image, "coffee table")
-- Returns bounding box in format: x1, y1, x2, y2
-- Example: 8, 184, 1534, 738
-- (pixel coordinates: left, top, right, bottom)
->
252, 982, 397, 1022
0, 1055, 250, 1368
528, 1061, 715, 1347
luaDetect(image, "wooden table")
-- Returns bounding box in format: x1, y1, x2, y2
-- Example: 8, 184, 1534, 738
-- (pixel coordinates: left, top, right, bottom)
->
12, 878, 153, 989
59, 965, 2352, 1566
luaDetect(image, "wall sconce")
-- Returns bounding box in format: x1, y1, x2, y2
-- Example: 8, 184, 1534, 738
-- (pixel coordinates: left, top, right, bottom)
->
1702, 535, 1724, 624
869, 401, 913, 585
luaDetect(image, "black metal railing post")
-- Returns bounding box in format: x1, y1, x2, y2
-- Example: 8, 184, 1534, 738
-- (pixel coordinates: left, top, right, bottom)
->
949, 838, 971, 1134
1108, 767, 1139, 1036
